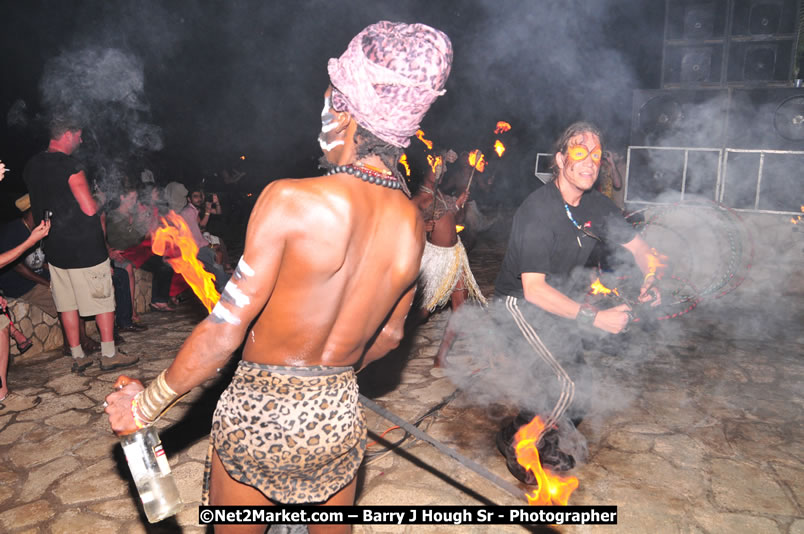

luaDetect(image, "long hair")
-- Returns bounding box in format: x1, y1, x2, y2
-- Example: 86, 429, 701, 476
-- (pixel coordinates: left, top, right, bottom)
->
354, 125, 405, 181
355, 124, 411, 196
550, 121, 604, 180
317, 123, 411, 196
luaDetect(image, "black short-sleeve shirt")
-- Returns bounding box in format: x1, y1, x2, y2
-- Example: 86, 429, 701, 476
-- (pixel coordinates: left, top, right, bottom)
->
494, 182, 635, 299
23, 151, 108, 269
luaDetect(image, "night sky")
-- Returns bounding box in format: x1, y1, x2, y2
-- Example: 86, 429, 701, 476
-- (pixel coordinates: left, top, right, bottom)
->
0, 0, 664, 215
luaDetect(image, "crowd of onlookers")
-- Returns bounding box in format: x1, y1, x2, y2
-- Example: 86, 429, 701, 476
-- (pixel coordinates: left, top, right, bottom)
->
0, 120, 238, 412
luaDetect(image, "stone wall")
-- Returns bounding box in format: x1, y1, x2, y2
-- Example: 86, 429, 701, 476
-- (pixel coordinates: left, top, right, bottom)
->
8, 269, 153, 361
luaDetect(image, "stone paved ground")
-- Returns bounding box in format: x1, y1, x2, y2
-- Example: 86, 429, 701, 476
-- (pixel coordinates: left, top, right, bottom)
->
0, 232, 802, 534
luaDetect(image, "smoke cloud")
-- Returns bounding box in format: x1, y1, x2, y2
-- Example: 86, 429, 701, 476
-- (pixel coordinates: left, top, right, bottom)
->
38, 46, 162, 198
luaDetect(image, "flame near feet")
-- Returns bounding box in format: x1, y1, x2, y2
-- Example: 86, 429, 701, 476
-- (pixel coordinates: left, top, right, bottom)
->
514, 416, 579, 505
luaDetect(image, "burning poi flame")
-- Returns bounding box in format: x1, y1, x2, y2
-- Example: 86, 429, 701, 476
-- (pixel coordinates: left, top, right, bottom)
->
415, 129, 434, 150
791, 205, 803, 225
514, 416, 579, 505
589, 277, 619, 296
427, 154, 444, 174
494, 139, 506, 158
151, 211, 221, 312
494, 121, 512, 134
646, 248, 667, 279
468, 149, 487, 172
455, 225, 464, 233
399, 153, 411, 176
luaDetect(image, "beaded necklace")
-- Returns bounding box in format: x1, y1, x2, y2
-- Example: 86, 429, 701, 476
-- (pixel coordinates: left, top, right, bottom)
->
563, 203, 584, 248
327, 164, 402, 190
556, 180, 584, 248
562, 198, 602, 247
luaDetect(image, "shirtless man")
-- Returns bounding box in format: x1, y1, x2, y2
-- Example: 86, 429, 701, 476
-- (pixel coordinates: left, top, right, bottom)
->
105, 21, 452, 533
412, 151, 486, 367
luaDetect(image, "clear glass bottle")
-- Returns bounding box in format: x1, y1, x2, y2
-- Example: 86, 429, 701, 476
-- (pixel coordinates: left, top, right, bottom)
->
120, 426, 183, 523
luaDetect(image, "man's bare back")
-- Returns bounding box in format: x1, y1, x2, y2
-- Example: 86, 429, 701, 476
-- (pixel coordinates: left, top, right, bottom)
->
243, 173, 424, 369
106, 21, 453, 527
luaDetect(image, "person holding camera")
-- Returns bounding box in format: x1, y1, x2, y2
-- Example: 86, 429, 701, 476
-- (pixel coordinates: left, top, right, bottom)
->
0, 204, 49, 411
23, 117, 138, 373
180, 188, 230, 292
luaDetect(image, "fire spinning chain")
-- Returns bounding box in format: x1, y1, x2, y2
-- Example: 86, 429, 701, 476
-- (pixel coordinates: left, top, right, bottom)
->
636, 200, 753, 300
605, 200, 754, 322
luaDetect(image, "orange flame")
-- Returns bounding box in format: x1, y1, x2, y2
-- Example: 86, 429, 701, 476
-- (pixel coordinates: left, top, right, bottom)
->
151, 212, 220, 312
791, 205, 803, 224
494, 121, 512, 134
494, 139, 506, 158
427, 154, 444, 174
399, 153, 411, 176
415, 129, 433, 150
645, 248, 668, 280
514, 416, 579, 505
468, 149, 486, 172
589, 277, 618, 296
455, 225, 464, 233
240, 155, 246, 160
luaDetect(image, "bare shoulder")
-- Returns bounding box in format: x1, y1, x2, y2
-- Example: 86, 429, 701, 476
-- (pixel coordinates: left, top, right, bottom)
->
248, 178, 333, 230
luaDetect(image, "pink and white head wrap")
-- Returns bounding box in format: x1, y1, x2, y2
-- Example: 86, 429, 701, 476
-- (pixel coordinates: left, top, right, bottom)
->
327, 21, 453, 148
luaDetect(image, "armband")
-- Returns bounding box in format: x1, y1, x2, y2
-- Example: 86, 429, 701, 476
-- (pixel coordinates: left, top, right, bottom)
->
576, 303, 598, 327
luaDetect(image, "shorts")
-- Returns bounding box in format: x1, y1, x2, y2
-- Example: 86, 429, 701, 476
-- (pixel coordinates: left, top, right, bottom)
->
0, 313, 9, 330
49, 259, 115, 316
202, 361, 366, 505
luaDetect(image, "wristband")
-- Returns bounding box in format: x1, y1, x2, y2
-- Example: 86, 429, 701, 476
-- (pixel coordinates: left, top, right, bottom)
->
576, 303, 598, 327
136, 369, 180, 423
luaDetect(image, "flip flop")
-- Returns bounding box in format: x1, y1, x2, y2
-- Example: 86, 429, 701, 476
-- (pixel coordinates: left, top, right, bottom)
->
15, 338, 33, 354
149, 303, 176, 313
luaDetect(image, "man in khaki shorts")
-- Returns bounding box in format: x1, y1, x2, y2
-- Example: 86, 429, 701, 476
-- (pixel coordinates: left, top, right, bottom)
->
23, 116, 138, 373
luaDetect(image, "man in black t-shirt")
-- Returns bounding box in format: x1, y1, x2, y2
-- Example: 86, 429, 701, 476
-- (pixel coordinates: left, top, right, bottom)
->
494, 122, 664, 485
24, 117, 138, 373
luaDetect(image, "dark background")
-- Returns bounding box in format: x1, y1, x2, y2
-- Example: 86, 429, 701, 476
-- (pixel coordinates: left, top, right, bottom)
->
0, 0, 664, 216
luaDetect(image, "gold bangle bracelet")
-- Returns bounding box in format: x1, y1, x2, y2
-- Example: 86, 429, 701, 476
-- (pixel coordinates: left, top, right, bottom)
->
137, 369, 179, 423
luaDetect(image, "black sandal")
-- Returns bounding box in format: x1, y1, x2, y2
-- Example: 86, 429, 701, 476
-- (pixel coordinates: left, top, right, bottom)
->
15, 337, 33, 354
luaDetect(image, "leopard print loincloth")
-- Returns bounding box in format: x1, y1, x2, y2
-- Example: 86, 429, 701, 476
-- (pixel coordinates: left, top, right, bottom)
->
202, 360, 366, 504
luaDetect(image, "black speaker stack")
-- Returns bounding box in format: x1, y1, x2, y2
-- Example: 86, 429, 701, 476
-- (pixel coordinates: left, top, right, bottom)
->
662, 0, 800, 87
627, 0, 803, 213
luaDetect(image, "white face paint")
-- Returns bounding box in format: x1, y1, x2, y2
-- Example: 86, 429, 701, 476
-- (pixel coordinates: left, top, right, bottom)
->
222, 280, 250, 308
320, 95, 338, 133
318, 93, 343, 153
319, 138, 344, 152
211, 302, 241, 325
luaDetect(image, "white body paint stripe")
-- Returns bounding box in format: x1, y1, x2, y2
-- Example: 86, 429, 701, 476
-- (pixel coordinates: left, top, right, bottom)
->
223, 281, 250, 308
237, 257, 255, 277
211, 302, 241, 325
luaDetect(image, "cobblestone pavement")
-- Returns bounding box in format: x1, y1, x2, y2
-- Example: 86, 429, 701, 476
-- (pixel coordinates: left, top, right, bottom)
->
0, 236, 801, 534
